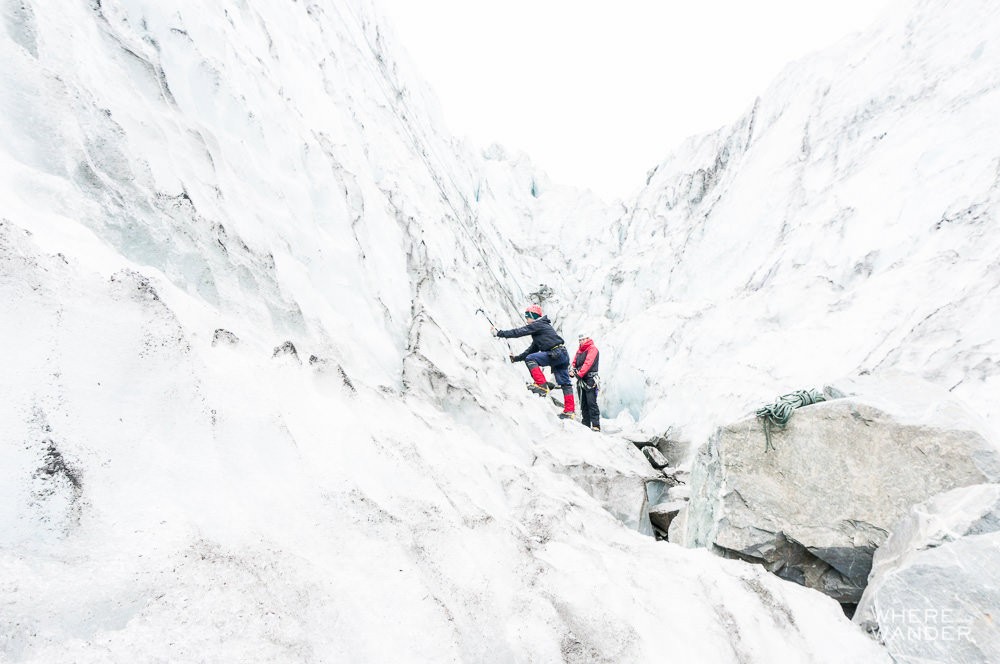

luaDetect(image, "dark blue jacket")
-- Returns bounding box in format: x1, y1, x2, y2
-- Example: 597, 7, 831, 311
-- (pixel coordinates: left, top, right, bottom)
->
497, 316, 565, 361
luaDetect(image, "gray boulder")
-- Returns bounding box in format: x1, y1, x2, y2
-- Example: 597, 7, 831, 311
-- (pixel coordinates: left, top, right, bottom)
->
625, 430, 689, 467
642, 446, 670, 469
685, 398, 1000, 603
648, 500, 686, 534
854, 484, 1000, 663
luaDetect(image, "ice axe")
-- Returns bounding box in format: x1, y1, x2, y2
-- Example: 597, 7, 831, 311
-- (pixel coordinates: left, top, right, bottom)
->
475, 307, 498, 328
476, 307, 512, 353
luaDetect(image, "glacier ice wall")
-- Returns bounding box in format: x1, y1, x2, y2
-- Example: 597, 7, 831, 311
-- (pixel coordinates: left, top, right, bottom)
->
0, 0, 890, 662
584, 0, 1000, 446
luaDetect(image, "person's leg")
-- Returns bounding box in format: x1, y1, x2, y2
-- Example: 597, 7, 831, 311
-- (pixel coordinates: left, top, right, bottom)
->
577, 382, 590, 426
525, 351, 551, 386
550, 349, 574, 414
558, 387, 575, 416
587, 387, 601, 430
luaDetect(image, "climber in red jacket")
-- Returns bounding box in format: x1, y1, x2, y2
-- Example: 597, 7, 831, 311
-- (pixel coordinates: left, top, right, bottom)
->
571, 333, 601, 431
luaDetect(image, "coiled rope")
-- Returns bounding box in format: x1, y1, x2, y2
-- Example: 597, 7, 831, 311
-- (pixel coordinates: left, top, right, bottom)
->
755, 389, 826, 452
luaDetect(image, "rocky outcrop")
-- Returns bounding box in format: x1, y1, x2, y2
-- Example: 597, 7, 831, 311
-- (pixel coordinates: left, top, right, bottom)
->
645, 471, 690, 540
685, 398, 1000, 604
624, 429, 693, 539
272, 340, 300, 361
212, 328, 239, 346
649, 500, 687, 534
854, 484, 1000, 663
642, 446, 670, 469
627, 432, 689, 468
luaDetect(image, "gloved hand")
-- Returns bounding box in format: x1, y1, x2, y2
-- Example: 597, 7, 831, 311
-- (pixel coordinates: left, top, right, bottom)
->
509, 354, 517, 363
570, 367, 577, 378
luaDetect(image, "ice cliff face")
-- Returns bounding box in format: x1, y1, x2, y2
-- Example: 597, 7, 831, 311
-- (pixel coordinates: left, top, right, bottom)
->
587, 0, 1000, 445
0, 0, 553, 385
3, 0, 989, 661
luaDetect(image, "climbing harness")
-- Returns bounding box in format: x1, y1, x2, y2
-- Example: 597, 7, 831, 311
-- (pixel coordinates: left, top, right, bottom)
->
755, 388, 826, 452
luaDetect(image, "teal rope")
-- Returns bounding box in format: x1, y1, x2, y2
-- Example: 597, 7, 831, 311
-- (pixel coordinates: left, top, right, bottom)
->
755, 389, 826, 452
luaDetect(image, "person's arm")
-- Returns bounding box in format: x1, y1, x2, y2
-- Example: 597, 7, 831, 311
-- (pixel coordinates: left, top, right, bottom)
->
577, 346, 598, 377
496, 320, 540, 339
512, 340, 540, 362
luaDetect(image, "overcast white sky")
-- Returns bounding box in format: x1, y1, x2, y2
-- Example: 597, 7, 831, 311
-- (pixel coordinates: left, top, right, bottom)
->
376, 0, 895, 200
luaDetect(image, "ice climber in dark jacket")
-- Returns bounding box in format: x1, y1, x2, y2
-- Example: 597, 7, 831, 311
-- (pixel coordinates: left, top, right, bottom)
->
493, 304, 575, 419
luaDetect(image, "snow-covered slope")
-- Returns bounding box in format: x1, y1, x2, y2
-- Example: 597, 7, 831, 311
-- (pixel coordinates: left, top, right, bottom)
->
0, 0, 888, 662
585, 0, 1000, 447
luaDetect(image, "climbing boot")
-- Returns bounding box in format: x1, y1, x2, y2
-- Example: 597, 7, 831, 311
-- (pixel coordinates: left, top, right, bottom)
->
526, 382, 549, 397
590, 425, 601, 432
558, 412, 575, 420
525, 366, 550, 396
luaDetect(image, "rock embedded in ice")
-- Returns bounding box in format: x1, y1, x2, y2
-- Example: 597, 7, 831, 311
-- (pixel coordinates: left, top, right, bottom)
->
271, 340, 300, 362
649, 500, 687, 534
854, 484, 1000, 664
212, 328, 239, 346
625, 432, 689, 467
685, 398, 1000, 603
642, 446, 670, 469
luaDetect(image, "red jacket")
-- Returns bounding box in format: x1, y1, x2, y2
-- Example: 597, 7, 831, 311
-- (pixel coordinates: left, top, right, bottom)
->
573, 339, 599, 378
